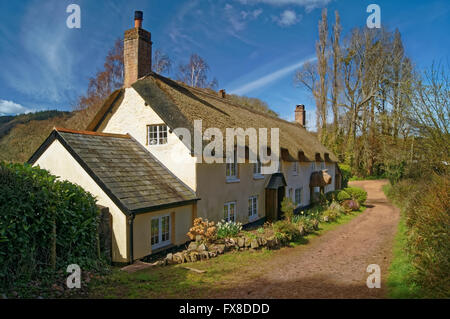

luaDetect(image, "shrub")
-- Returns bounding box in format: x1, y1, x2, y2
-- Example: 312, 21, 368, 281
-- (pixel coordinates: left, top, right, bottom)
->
342, 199, 360, 212
336, 190, 351, 202
280, 197, 295, 222
187, 218, 216, 242
344, 187, 368, 205
339, 164, 352, 188
0, 163, 102, 294
216, 220, 242, 239
272, 220, 302, 242
390, 175, 449, 298
292, 215, 315, 234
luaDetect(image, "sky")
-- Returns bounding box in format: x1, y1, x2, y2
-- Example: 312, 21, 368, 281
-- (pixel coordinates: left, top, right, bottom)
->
0, 0, 449, 124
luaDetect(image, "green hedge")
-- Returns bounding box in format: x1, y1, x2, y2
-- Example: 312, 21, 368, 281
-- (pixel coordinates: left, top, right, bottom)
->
0, 163, 102, 292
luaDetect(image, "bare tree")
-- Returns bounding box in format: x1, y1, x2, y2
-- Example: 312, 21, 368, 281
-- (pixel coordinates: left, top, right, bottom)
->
316, 8, 329, 144
177, 54, 218, 89
152, 49, 172, 74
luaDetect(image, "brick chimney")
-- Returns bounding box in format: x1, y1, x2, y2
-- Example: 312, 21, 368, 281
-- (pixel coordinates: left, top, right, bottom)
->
295, 105, 306, 127
219, 89, 226, 98
123, 11, 152, 88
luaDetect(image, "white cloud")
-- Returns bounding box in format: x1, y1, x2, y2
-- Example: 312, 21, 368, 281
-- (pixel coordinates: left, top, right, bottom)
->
274, 10, 301, 26
229, 56, 317, 95
237, 0, 331, 11
0, 100, 34, 116
225, 4, 263, 32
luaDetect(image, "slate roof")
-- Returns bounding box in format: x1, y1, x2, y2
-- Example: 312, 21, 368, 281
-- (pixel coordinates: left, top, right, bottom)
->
266, 173, 288, 190
87, 72, 338, 163
28, 128, 198, 215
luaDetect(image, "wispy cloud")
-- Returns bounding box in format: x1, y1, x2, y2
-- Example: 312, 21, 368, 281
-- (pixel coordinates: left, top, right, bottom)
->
273, 10, 302, 27
0, 0, 78, 103
0, 99, 34, 116
229, 56, 316, 95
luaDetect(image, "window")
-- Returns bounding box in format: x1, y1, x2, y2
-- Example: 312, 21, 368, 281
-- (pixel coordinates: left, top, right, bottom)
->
223, 202, 236, 222
288, 188, 293, 200
248, 196, 258, 220
295, 188, 303, 206
147, 124, 168, 145
320, 162, 325, 170
226, 151, 238, 180
151, 215, 171, 249
311, 162, 316, 171
293, 162, 298, 175
253, 159, 263, 178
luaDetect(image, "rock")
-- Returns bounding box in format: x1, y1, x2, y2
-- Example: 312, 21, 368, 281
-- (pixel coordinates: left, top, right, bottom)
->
197, 243, 208, 252
173, 252, 185, 264
188, 251, 199, 262
237, 237, 245, 248
208, 251, 217, 258
250, 238, 259, 249
188, 242, 198, 251
323, 216, 329, 222
244, 237, 252, 247
166, 253, 173, 261
200, 251, 210, 260
215, 244, 225, 254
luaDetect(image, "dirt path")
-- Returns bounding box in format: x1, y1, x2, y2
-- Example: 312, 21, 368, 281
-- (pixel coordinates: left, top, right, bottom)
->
212, 180, 400, 299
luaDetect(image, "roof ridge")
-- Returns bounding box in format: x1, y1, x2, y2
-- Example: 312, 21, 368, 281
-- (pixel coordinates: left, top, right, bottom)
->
54, 127, 130, 139
148, 73, 311, 132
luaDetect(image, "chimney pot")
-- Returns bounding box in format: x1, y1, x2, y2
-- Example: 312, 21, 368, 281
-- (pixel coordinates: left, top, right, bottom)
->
134, 11, 143, 28
295, 104, 306, 127
219, 89, 226, 98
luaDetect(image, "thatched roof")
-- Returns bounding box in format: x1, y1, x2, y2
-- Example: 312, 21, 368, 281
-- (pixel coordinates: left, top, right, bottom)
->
88, 72, 338, 163
310, 170, 333, 188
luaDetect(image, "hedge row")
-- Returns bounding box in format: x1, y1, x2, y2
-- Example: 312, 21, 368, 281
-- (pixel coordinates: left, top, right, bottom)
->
0, 163, 102, 292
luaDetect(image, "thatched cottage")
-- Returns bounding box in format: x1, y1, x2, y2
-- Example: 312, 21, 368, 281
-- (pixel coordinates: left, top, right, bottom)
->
29, 11, 341, 263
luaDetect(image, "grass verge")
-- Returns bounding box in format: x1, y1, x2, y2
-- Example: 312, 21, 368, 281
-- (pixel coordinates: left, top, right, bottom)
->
383, 184, 422, 299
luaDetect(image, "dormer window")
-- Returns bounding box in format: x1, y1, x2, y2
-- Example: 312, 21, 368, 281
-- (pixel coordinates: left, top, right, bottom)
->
147, 124, 168, 145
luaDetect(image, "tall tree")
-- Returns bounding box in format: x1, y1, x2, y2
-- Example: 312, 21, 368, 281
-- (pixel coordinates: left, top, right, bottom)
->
316, 8, 329, 144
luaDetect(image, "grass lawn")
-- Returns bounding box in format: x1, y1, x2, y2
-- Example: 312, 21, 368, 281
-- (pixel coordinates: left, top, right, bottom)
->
383, 184, 422, 299
84, 207, 366, 299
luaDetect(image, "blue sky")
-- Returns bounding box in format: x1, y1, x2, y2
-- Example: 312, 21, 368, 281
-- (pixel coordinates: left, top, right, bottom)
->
0, 0, 449, 124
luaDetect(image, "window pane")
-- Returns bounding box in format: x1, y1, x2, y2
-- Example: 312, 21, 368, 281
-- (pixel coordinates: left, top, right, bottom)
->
230, 203, 235, 222
151, 219, 159, 245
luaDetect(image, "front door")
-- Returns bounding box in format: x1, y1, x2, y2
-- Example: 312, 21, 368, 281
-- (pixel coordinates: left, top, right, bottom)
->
277, 186, 285, 220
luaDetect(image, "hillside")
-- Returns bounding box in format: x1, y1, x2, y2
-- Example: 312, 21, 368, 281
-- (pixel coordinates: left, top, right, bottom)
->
0, 106, 101, 163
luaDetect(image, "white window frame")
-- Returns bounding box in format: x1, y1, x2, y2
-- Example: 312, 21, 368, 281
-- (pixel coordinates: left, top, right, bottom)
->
293, 162, 298, 175
294, 188, 303, 206
151, 214, 171, 250
226, 151, 239, 182
223, 202, 236, 222
248, 196, 258, 221
147, 124, 168, 146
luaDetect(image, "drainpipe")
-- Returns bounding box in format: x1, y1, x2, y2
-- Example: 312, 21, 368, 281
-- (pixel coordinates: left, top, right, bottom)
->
128, 213, 135, 264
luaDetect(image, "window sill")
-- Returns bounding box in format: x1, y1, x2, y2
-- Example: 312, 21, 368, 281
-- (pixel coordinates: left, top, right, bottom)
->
226, 178, 240, 184
253, 174, 265, 180
151, 242, 172, 252
249, 215, 259, 222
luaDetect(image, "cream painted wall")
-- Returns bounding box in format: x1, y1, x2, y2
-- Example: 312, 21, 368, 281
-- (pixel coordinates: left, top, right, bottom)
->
282, 161, 337, 208
196, 162, 269, 225
133, 205, 193, 260
33, 140, 129, 263
100, 88, 197, 190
